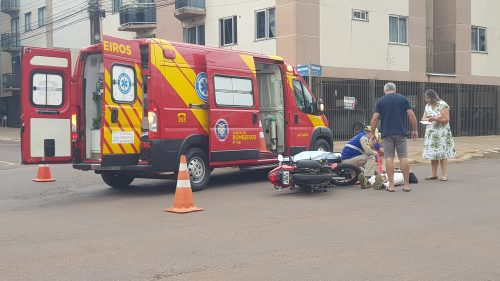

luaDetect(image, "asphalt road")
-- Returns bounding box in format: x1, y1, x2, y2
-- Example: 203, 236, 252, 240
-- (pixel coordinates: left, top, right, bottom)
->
1, 141, 500, 281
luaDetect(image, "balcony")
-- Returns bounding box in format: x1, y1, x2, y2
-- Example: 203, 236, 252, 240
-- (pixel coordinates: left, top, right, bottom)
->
0, 0, 19, 16
2, 73, 21, 91
175, 0, 206, 21
118, 3, 157, 32
1, 33, 20, 53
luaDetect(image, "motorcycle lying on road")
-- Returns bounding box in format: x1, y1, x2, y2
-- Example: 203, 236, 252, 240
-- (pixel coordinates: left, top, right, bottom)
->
267, 151, 361, 192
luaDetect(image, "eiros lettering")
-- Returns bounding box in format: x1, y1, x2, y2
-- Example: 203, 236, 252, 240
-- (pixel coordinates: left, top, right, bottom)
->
103, 40, 132, 56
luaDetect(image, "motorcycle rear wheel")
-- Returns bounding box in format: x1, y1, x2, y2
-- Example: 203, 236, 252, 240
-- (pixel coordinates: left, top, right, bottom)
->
292, 173, 333, 185
331, 163, 361, 186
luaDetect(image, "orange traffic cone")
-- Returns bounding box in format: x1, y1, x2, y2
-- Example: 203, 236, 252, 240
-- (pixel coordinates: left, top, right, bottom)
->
258, 120, 270, 153
165, 155, 203, 214
33, 164, 55, 182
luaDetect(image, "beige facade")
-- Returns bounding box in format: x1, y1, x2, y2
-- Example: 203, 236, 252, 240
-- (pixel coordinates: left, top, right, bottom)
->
470, 0, 500, 77
156, 0, 500, 86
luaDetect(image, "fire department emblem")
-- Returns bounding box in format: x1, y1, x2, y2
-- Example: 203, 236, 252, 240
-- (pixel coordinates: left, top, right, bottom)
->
195, 72, 208, 103
215, 119, 229, 142
118, 73, 132, 95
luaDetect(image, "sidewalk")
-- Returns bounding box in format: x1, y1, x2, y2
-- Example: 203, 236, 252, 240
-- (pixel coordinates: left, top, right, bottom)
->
0, 127, 20, 142
336, 135, 500, 165
1, 127, 499, 164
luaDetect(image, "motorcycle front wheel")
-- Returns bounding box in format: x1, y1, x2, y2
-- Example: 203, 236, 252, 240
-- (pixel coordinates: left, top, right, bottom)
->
331, 163, 361, 186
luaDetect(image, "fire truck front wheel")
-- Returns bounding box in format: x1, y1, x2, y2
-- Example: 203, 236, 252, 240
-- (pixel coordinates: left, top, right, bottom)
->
313, 139, 331, 152
101, 171, 134, 189
186, 148, 210, 191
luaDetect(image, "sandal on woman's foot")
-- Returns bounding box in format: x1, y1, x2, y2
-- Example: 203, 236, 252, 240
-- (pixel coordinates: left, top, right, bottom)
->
440, 176, 448, 181
403, 187, 411, 192
386, 187, 395, 192
425, 176, 438, 180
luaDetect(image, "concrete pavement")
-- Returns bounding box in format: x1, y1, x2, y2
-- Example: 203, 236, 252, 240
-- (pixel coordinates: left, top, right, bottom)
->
1, 151, 500, 280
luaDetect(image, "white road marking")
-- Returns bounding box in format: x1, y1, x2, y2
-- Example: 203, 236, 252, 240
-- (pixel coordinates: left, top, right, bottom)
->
0, 160, 17, 165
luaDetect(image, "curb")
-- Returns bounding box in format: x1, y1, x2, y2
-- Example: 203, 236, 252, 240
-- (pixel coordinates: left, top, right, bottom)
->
0, 137, 20, 142
407, 148, 500, 165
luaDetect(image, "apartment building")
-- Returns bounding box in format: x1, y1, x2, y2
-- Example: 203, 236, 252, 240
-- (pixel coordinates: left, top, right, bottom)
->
155, 0, 499, 137
0, 0, 94, 126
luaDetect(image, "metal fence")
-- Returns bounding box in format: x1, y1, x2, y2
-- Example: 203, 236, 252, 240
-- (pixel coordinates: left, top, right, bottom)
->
312, 77, 500, 140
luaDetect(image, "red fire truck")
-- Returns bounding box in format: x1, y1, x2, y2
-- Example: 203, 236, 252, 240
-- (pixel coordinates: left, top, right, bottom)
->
21, 36, 332, 190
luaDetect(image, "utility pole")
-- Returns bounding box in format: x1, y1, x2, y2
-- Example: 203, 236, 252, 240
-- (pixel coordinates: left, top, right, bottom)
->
88, 0, 104, 44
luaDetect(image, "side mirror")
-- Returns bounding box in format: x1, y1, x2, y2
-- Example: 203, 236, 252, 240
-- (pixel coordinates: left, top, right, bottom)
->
316, 98, 325, 114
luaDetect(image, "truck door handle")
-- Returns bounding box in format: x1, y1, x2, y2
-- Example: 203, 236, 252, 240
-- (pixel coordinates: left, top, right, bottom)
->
252, 112, 258, 124
111, 108, 119, 123
37, 109, 59, 115
294, 113, 299, 124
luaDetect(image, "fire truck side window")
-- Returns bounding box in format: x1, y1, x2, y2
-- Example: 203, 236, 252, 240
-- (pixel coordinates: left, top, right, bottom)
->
292, 80, 314, 114
31, 73, 63, 107
301, 82, 315, 114
292, 80, 305, 112
214, 76, 253, 107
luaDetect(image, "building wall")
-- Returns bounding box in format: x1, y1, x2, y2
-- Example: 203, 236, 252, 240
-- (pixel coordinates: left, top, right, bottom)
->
319, 0, 410, 72
17, 0, 49, 48
159, 0, 277, 54
156, 3, 183, 41
276, 0, 320, 65
52, 0, 90, 49
470, 0, 500, 77
100, 0, 136, 40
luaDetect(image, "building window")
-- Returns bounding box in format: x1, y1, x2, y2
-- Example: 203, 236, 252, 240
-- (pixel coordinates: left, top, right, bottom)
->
255, 7, 276, 40
184, 25, 205, 45
389, 15, 408, 44
219, 16, 238, 46
352, 9, 368, 21
25, 12, 32, 32
471, 26, 486, 52
38, 7, 46, 28
11, 17, 19, 34
112, 0, 122, 14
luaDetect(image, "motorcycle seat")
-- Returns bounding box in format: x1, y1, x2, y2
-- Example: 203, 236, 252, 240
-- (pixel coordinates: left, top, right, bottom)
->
295, 159, 326, 170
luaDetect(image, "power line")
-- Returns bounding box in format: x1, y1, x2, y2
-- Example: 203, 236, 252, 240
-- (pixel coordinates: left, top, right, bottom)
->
10, 0, 178, 47
22, 15, 89, 45
0, 1, 88, 28
1, 3, 88, 34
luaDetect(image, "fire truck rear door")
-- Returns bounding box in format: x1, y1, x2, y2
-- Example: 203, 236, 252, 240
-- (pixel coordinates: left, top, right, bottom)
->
101, 36, 143, 166
20, 47, 73, 164
206, 51, 260, 165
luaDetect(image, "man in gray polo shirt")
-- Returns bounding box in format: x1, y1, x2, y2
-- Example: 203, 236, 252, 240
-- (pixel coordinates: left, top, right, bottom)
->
370, 82, 418, 192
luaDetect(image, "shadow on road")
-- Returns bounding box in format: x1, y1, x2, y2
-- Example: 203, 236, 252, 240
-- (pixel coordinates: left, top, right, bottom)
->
97, 169, 271, 198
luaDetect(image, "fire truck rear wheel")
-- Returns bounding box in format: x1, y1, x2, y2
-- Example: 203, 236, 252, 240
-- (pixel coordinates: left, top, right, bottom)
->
313, 139, 331, 152
101, 172, 134, 189
186, 148, 210, 192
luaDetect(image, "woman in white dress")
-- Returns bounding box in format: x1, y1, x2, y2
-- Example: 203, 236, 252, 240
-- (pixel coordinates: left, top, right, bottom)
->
421, 89, 456, 181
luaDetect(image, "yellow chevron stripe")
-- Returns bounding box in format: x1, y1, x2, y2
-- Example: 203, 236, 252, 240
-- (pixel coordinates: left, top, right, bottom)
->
268, 55, 284, 61
240, 55, 256, 77
103, 69, 138, 154
307, 114, 326, 127
151, 40, 209, 133
134, 64, 144, 118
